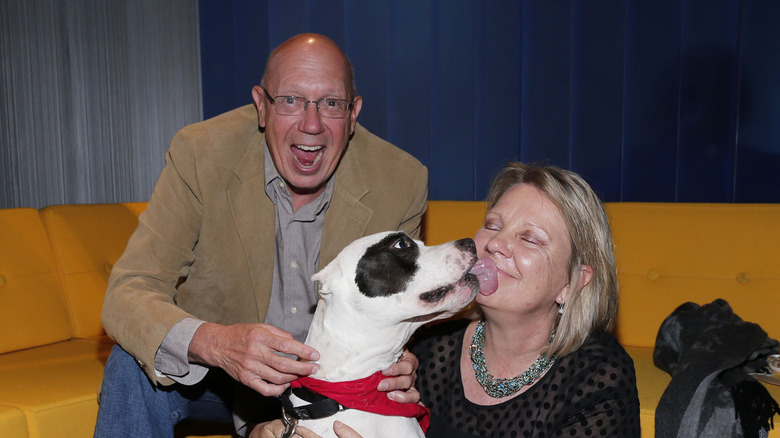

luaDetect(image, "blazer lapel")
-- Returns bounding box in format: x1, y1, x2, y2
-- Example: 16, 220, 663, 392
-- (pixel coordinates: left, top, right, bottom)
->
227, 139, 276, 322
321, 144, 373, 268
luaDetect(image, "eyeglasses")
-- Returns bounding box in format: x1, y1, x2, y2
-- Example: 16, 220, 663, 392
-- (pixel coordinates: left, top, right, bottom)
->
261, 87, 353, 119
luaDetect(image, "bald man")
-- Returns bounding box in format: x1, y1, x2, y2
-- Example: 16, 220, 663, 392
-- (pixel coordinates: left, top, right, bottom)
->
95, 33, 428, 438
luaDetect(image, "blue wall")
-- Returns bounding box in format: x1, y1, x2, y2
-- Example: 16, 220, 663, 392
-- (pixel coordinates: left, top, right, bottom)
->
199, 0, 780, 203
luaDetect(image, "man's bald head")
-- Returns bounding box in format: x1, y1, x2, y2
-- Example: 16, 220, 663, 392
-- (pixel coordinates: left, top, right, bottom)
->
262, 33, 356, 98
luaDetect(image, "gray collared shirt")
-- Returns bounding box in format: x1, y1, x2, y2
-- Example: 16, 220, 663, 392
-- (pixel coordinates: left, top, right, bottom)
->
153, 144, 333, 381
262, 146, 333, 343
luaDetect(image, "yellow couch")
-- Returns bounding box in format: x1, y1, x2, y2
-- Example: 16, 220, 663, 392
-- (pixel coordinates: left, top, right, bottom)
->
0, 204, 145, 438
1, 200, 778, 437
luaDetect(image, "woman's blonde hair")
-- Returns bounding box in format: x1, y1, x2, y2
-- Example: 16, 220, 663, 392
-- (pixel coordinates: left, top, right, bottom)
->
485, 162, 618, 357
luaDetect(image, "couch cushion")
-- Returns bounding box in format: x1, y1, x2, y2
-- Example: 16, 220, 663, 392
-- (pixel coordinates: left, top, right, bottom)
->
40, 202, 147, 338
423, 201, 486, 245
0, 336, 113, 372
623, 346, 668, 437
0, 338, 114, 438
0, 208, 71, 354
606, 203, 780, 349
0, 403, 28, 438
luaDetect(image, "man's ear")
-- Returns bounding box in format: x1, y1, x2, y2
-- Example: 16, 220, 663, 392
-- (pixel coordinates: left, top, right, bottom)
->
251, 86, 267, 129
348, 95, 363, 135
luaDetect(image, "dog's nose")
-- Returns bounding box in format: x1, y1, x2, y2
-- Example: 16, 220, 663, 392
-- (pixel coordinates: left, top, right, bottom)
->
454, 238, 476, 253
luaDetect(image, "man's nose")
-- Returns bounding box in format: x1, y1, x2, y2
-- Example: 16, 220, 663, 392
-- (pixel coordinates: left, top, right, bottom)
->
298, 101, 324, 134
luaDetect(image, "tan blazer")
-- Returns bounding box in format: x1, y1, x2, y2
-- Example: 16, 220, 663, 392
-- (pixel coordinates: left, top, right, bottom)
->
101, 105, 428, 384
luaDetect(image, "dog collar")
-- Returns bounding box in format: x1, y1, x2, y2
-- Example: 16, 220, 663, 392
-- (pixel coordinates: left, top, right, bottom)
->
280, 385, 347, 421
285, 372, 431, 433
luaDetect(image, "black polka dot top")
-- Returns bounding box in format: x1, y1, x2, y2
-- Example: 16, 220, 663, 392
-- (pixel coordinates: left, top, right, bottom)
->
410, 320, 640, 438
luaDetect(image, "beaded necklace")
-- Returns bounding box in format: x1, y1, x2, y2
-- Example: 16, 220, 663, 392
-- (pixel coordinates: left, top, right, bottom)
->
469, 319, 557, 398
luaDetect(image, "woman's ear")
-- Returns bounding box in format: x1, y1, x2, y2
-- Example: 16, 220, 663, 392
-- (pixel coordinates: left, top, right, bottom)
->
578, 264, 593, 290
557, 264, 594, 305
556, 283, 569, 306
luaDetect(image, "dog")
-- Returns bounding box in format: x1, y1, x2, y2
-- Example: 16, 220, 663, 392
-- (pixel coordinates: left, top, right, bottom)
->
280, 231, 482, 438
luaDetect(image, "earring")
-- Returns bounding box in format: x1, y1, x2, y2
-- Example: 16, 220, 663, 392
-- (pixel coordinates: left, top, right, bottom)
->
559, 302, 565, 314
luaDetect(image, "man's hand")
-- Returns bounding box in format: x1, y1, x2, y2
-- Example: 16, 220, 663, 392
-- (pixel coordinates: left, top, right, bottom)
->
188, 322, 320, 396
377, 349, 420, 404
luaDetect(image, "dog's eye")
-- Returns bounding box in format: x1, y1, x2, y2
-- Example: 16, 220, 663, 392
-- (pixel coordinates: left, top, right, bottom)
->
393, 239, 409, 249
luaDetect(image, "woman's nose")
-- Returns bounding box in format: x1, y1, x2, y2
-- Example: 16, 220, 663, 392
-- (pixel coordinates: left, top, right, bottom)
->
485, 234, 509, 257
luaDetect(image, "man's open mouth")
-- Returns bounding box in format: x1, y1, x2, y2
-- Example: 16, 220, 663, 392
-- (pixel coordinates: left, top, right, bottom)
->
292, 144, 324, 169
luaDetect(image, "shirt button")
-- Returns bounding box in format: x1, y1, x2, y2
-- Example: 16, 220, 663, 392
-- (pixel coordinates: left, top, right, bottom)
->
290, 261, 298, 269
290, 306, 298, 314
278, 181, 285, 188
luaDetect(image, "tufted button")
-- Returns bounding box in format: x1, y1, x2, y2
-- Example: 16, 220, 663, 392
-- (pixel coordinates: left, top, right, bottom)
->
736, 272, 750, 284
0, 275, 6, 287
647, 269, 660, 280
104, 264, 113, 273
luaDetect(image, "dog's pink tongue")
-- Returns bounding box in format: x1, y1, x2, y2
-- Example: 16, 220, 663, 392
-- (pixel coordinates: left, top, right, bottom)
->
470, 258, 498, 295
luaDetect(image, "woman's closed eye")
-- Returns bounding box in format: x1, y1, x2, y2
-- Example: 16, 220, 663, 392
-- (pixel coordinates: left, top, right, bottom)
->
520, 232, 546, 246
483, 218, 502, 232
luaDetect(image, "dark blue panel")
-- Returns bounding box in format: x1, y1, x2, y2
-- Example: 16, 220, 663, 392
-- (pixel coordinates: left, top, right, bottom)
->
267, 1, 308, 48
231, 1, 269, 108
344, 1, 389, 140
622, 0, 680, 201
199, 0, 237, 119
736, 0, 780, 202
307, 0, 346, 47
428, 0, 476, 200
676, 0, 739, 202
196, 1, 779, 204
385, 1, 431, 167
474, 2, 523, 201
520, 0, 572, 167
571, 1, 625, 202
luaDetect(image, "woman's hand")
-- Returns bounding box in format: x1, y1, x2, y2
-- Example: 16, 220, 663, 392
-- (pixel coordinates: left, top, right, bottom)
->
248, 420, 320, 438
377, 349, 420, 403
333, 421, 364, 438
248, 419, 364, 438
248, 420, 288, 438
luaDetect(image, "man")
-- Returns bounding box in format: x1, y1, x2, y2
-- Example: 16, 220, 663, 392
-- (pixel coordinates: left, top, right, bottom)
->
95, 33, 428, 437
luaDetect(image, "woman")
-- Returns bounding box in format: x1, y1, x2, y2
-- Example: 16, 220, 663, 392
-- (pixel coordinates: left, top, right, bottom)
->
412, 162, 639, 437
257, 162, 640, 437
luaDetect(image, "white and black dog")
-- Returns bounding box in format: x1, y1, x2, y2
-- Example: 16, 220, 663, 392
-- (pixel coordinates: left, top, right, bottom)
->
280, 231, 483, 438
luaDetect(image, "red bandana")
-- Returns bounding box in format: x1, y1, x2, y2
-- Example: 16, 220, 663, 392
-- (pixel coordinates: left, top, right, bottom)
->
291, 371, 430, 433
